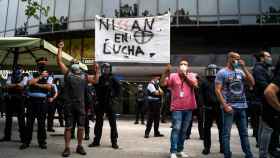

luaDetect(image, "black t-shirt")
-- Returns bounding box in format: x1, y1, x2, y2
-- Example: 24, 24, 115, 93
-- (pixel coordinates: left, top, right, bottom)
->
262, 70, 280, 131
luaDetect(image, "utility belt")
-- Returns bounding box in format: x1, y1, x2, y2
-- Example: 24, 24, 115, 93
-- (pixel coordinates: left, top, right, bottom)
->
28, 96, 47, 103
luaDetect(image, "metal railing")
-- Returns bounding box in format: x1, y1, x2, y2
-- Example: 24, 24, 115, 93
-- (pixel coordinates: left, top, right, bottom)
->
1, 13, 280, 37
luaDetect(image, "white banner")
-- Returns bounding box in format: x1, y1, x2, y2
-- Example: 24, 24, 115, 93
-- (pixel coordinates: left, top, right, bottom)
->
95, 13, 170, 63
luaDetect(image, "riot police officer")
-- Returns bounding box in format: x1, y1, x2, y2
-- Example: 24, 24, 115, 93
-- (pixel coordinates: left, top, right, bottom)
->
88, 63, 120, 149
0, 65, 28, 143
201, 64, 223, 155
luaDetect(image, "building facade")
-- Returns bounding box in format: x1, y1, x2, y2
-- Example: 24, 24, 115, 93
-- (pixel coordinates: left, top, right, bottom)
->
0, 0, 280, 80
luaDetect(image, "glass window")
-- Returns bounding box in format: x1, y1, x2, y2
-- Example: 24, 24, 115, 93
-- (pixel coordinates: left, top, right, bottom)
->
139, 0, 157, 16
28, 0, 40, 34
6, 0, 18, 31
5, 31, 15, 37
83, 38, 94, 58
85, 0, 101, 29
159, 0, 177, 15
119, 0, 138, 17
240, 0, 259, 14
70, 39, 82, 60
41, 0, 55, 24
262, 0, 280, 13
220, 0, 238, 14
69, 0, 85, 30
17, 0, 27, 29
103, 0, 120, 17
260, 0, 280, 24
199, 16, 218, 24
198, 0, 217, 15
55, 0, 69, 31
0, 0, 8, 32
240, 16, 257, 24
220, 16, 239, 24
179, 0, 197, 15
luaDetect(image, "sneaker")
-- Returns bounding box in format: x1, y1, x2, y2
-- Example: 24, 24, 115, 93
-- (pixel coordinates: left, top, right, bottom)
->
144, 135, 149, 138
76, 145, 86, 155
47, 128, 55, 132
62, 148, 71, 157
170, 153, 177, 158
134, 121, 139, 124
19, 143, 29, 150
177, 152, 189, 158
88, 142, 100, 147
112, 143, 119, 149
154, 133, 164, 137
39, 144, 47, 149
202, 148, 210, 155
141, 122, 145, 125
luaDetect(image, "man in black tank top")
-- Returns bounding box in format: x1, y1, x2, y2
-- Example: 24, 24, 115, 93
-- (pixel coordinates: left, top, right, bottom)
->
57, 41, 99, 157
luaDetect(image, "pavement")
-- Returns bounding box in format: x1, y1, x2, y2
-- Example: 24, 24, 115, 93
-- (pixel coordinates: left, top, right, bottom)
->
0, 117, 259, 158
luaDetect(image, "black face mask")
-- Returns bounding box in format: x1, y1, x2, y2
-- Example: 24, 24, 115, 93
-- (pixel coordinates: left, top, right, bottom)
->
37, 63, 46, 73
39, 76, 48, 84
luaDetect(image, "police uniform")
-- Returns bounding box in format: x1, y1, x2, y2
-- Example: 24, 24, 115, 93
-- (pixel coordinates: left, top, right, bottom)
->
144, 79, 164, 138
21, 72, 53, 149
1, 71, 28, 142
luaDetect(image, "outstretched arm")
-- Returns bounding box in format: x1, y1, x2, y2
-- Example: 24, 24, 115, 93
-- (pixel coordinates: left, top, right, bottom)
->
56, 41, 68, 75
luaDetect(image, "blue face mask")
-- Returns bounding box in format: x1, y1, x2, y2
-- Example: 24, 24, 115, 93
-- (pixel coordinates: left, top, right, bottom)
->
265, 58, 273, 66
232, 60, 240, 69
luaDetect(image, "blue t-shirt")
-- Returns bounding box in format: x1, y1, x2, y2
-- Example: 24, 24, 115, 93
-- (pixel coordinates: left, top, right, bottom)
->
215, 68, 248, 109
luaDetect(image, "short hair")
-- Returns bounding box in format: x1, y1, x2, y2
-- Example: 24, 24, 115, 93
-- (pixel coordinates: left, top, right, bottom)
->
179, 58, 188, 63
254, 51, 267, 62
36, 57, 48, 63
227, 51, 237, 59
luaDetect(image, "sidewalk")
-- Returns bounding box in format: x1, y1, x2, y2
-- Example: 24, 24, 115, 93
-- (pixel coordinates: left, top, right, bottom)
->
0, 118, 259, 158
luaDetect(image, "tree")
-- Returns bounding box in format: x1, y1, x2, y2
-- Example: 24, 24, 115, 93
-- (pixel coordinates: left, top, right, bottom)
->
257, 6, 280, 24
20, 0, 49, 34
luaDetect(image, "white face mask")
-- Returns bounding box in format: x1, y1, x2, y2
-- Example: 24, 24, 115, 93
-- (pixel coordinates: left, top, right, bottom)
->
179, 65, 188, 74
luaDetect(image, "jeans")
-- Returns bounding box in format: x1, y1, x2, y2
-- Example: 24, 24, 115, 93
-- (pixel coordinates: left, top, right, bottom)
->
222, 108, 253, 158
170, 110, 192, 153
259, 119, 274, 158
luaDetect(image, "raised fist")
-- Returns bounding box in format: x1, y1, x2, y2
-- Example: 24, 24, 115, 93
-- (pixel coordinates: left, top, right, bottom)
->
57, 40, 64, 48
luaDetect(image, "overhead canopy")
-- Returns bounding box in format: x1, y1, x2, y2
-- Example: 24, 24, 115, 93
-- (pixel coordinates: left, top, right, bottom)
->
0, 37, 87, 71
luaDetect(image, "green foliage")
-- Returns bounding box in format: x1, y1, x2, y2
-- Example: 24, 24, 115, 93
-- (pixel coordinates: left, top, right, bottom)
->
257, 6, 280, 24
21, 0, 49, 21
47, 16, 59, 24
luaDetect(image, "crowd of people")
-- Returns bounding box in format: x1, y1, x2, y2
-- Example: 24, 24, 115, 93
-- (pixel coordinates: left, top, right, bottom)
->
0, 42, 279, 158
